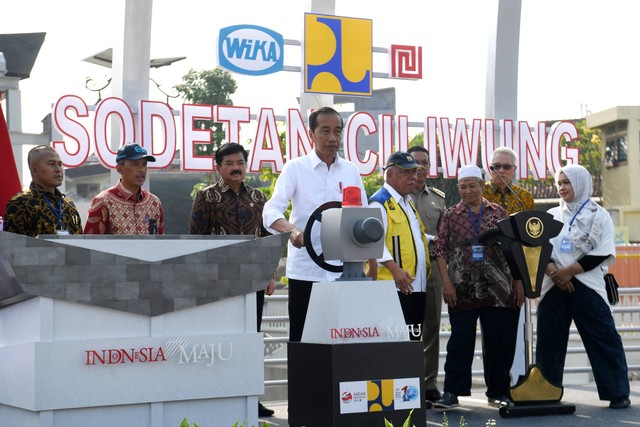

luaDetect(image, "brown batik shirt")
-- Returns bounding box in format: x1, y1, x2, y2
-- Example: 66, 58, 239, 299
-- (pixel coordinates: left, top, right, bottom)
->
189, 178, 268, 237
434, 198, 516, 312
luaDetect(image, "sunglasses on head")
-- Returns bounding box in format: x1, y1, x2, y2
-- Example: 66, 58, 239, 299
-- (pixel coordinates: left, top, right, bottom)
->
491, 163, 514, 171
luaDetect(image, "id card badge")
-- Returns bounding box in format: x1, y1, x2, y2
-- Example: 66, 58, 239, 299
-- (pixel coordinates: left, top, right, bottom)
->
560, 235, 573, 253
471, 245, 485, 262
56, 229, 70, 235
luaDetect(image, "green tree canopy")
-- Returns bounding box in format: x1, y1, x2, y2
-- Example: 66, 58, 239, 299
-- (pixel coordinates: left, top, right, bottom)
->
175, 68, 238, 156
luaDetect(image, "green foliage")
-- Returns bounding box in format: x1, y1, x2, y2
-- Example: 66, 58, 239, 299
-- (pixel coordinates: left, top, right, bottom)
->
176, 67, 238, 199
178, 418, 271, 427
522, 119, 603, 189
179, 412, 495, 427
566, 119, 603, 176
175, 67, 238, 156
384, 409, 414, 427
362, 172, 384, 199
256, 131, 291, 219
190, 173, 213, 201
179, 417, 201, 427
441, 412, 496, 426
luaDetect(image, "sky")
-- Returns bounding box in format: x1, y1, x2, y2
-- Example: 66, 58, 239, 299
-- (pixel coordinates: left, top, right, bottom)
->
4, 0, 640, 139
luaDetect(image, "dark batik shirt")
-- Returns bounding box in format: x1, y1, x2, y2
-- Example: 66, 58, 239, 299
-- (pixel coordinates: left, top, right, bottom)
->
434, 198, 515, 312
189, 178, 268, 236
4, 182, 83, 237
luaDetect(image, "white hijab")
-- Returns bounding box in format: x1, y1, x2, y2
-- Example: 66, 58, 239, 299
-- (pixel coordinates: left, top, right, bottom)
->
556, 164, 604, 253
541, 165, 616, 304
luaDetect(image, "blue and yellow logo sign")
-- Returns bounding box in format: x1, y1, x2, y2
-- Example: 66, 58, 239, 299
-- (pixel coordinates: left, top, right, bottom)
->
367, 379, 395, 412
304, 13, 372, 96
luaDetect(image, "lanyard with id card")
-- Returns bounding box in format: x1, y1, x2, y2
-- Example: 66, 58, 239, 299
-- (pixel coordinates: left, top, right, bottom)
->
560, 199, 590, 253
44, 196, 68, 234
468, 205, 484, 262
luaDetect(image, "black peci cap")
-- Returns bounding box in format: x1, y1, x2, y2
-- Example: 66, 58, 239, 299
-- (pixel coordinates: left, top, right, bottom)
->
384, 151, 419, 170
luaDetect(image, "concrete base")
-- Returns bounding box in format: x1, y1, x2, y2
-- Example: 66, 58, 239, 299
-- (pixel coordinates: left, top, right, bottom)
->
0, 296, 263, 427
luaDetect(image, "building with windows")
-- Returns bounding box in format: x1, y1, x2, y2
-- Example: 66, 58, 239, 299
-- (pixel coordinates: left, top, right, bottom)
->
587, 106, 640, 242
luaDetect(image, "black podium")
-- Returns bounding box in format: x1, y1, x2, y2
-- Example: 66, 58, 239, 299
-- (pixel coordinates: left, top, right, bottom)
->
289, 341, 425, 427
286, 281, 426, 427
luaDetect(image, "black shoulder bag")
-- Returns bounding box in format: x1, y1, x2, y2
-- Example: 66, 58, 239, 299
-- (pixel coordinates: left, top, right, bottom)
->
604, 272, 620, 305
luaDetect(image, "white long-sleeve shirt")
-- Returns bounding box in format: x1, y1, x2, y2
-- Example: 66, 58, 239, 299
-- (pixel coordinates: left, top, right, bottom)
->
262, 150, 366, 282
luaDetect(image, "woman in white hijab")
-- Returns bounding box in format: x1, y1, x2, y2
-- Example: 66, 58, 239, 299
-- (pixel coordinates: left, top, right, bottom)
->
536, 164, 630, 409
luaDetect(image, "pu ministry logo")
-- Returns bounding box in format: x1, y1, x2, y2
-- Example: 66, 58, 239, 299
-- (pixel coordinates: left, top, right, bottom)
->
304, 13, 372, 96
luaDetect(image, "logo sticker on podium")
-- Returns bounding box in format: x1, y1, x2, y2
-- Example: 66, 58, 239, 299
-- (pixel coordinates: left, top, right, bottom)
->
339, 377, 421, 414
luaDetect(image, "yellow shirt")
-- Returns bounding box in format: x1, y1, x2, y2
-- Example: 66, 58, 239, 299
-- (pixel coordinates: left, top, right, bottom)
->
483, 182, 534, 215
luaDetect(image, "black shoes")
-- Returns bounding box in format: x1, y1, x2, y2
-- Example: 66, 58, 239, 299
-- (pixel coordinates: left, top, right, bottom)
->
258, 401, 274, 417
487, 395, 512, 408
433, 392, 459, 409
609, 398, 631, 409
425, 388, 442, 403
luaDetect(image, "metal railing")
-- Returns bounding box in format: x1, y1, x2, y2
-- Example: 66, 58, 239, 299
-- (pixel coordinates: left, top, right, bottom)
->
261, 288, 640, 387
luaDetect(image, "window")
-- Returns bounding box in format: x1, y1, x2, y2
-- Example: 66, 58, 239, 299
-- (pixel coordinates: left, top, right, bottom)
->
604, 122, 628, 168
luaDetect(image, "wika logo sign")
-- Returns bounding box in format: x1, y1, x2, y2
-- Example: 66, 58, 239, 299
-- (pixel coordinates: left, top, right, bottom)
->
304, 13, 372, 96
218, 25, 284, 76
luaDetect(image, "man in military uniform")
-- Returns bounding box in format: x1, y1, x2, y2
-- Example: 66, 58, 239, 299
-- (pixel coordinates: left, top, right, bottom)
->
407, 146, 446, 406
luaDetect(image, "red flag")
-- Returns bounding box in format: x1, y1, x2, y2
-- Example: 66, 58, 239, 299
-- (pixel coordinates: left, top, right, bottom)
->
0, 99, 23, 217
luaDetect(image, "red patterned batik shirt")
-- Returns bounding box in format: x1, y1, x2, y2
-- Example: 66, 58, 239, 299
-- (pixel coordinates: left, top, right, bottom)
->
84, 180, 164, 235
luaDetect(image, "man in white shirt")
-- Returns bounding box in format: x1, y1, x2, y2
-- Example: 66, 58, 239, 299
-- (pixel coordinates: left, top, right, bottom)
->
262, 107, 366, 342
367, 151, 431, 341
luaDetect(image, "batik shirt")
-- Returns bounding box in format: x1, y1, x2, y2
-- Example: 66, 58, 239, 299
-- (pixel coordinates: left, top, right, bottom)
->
84, 180, 164, 235
482, 181, 534, 215
4, 182, 82, 237
189, 178, 268, 236
434, 198, 515, 312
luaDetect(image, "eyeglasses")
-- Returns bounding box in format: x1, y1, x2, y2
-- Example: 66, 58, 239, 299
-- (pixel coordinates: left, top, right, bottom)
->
491, 163, 515, 171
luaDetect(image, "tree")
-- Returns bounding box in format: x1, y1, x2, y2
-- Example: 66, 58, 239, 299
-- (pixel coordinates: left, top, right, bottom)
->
175, 68, 238, 156
521, 119, 603, 198
569, 119, 603, 177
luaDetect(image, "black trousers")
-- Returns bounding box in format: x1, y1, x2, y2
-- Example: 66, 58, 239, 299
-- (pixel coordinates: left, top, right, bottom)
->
443, 306, 520, 397
397, 291, 426, 341
256, 290, 265, 332
287, 278, 314, 342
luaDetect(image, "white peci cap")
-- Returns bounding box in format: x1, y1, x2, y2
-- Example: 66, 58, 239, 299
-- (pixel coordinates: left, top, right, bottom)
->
458, 164, 483, 181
